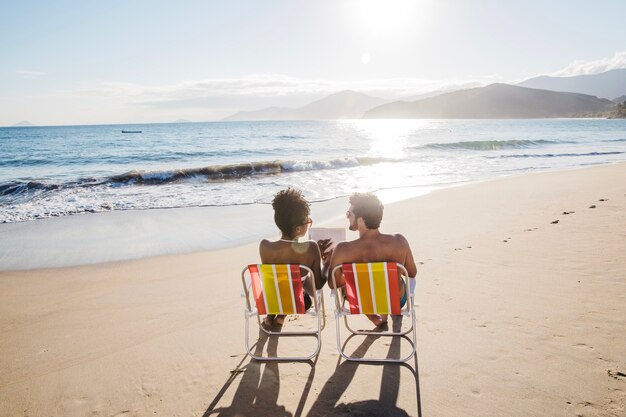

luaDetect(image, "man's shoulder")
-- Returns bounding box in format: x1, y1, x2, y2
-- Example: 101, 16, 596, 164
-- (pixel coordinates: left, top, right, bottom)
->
391, 232, 409, 242
331, 240, 357, 260
334, 239, 358, 252
382, 232, 411, 249
332, 240, 348, 253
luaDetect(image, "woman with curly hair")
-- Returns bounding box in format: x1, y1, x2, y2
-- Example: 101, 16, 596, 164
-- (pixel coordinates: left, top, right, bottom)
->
259, 188, 331, 327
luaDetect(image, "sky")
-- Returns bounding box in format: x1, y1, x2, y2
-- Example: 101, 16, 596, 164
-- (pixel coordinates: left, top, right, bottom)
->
1, 0, 625, 126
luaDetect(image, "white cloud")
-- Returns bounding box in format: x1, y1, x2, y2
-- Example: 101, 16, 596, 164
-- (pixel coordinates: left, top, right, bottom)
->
15, 69, 45, 79
73, 74, 490, 107
45, 74, 497, 121
552, 51, 626, 76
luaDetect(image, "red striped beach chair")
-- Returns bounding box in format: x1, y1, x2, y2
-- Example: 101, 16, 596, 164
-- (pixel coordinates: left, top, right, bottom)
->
241, 264, 325, 361
330, 262, 417, 362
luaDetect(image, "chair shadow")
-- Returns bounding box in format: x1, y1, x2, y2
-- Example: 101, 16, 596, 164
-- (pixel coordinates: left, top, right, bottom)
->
306, 315, 422, 417
203, 325, 317, 417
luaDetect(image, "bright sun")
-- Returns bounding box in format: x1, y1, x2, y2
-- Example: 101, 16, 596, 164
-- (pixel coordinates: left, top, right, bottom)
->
352, 0, 423, 37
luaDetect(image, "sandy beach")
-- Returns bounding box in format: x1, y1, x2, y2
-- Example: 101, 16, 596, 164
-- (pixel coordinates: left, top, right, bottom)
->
1, 163, 625, 417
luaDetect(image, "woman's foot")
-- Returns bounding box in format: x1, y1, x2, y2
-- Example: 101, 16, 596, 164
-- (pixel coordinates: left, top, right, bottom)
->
262, 314, 286, 328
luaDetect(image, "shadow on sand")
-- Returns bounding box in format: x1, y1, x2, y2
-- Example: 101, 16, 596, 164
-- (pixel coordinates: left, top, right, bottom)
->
203, 325, 317, 417
306, 315, 422, 417
203, 315, 421, 417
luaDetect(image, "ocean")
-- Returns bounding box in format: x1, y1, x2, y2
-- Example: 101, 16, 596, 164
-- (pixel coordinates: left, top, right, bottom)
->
1, 119, 625, 223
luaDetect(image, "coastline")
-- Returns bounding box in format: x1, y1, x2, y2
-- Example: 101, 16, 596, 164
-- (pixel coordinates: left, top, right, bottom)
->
1, 162, 625, 416
0, 161, 621, 272
0, 180, 440, 271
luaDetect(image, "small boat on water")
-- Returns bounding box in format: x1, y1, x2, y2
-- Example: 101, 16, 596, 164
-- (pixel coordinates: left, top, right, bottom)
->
121, 130, 142, 133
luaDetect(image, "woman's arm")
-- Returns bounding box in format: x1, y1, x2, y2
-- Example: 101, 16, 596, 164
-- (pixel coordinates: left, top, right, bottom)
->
309, 242, 326, 290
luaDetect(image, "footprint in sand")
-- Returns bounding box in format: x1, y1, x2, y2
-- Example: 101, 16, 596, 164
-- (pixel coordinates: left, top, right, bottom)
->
599, 198, 608, 202
589, 205, 596, 208
607, 370, 626, 380
550, 220, 559, 224
562, 211, 575, 215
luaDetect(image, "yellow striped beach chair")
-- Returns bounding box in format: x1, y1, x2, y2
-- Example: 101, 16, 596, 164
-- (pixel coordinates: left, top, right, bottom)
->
241, 264, 325, 361
330, 262, 417, 362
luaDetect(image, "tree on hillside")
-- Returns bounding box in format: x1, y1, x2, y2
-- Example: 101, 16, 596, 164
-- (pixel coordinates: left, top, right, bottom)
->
613, 101, 626, 118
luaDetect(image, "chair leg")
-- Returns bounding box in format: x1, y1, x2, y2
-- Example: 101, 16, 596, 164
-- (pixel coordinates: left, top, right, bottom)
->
245, 310, 323, 361
335, 313, 417, 363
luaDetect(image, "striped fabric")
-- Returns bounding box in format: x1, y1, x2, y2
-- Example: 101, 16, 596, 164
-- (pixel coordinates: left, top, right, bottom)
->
248, 264, 306, 315
342, 262, 402, 315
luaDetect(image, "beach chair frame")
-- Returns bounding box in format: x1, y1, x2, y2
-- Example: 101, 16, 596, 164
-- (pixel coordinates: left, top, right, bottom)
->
241, 264, 325, 361
330, 262, 417, 363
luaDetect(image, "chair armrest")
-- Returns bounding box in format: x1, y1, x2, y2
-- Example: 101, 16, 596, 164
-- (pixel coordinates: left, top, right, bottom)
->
241, 276, 252, 298
409, 277, 416, 305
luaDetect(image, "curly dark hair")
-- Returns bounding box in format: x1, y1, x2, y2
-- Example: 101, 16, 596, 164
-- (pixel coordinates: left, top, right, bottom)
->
349, 192, 383, 229
272, 188, 311, 236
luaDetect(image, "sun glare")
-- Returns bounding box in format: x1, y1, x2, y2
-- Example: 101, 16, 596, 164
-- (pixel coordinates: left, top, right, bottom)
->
351, 0, 424, 37
344, 119, 423, 159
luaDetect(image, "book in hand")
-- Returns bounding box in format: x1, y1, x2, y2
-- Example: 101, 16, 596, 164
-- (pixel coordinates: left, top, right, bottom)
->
308, 227, 346, 250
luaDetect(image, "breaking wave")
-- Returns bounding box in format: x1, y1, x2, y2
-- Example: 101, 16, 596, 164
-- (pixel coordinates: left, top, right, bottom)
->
419, 139, 574, 151
487, 151, 625, 159
0, 156, 395, 202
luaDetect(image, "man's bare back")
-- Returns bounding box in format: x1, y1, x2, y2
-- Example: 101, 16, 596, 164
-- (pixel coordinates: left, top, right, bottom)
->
329, 230, 417, 288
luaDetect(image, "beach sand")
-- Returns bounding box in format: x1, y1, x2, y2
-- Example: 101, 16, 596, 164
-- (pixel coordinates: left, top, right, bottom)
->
1, 163, 625, 416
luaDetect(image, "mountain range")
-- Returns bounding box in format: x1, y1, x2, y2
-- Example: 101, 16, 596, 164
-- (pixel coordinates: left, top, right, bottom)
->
517, 68, 626, 100
222, 69, 626, 121
222, 90, 387, 121
363, 84, 614, 119
11, 120, 35, 127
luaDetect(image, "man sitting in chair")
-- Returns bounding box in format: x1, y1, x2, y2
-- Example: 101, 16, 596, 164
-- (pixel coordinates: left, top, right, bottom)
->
260, 188, 331, 327
328, 192, 417, 327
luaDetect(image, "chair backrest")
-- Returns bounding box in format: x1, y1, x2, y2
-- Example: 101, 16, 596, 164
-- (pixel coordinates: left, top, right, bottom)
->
247, 264, 307, 315
338, 262, 404, 315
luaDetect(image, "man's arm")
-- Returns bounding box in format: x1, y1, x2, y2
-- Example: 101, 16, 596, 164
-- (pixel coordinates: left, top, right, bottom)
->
396, 234, 418, 277
326, 242, 346, 289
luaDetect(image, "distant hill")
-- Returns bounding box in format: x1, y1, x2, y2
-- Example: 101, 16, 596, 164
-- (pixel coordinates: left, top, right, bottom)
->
11, 120, 34, 127
363, 83, 614, 119
222, 90, 388, 121
397, 89, 454, 102
613, 95, 626, 104
518, 68, 626, 99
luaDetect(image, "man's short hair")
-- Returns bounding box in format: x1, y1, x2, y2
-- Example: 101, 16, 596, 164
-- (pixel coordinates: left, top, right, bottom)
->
349, 192, 383, 229
272, 188, 310, 236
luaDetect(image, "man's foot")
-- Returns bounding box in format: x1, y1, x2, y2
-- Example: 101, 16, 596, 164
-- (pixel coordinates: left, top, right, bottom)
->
366, 314, 388, 327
